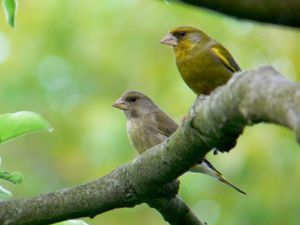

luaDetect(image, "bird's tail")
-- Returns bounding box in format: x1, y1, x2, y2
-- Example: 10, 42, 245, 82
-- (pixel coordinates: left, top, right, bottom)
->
216, 175, 246, 195
190, 159, 246, 195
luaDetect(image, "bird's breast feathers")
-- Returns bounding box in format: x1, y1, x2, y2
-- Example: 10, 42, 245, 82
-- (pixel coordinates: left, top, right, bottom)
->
174, 42, 235, 95
127, 118, 167, 154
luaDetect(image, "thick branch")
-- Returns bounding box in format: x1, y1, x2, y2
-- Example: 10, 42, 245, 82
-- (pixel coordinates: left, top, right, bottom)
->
0, 168, 140, 225
190, 66, 300, 151
0, 66, 299, 224
147, 197, 205, 225
180, 0, 300, 28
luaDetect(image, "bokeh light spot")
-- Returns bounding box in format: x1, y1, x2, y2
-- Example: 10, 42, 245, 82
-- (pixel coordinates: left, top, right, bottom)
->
38, 55, 81, 112
192, 200, 220, 225
0, 32, 10, 63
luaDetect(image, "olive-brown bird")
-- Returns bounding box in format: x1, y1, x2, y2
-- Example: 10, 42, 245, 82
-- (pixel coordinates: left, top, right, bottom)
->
160, 26, 241, 95
113, 90, 246, 194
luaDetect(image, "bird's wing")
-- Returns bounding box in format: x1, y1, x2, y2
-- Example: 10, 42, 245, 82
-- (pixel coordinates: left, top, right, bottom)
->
193, 158, 247, 195
210, 45, 241, 73
154, 110, 179, 137
199, 158, 222, 176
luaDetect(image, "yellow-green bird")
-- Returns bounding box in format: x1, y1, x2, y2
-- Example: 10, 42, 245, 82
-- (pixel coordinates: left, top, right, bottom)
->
160, 26, 241, 95
113, 90, 246, 195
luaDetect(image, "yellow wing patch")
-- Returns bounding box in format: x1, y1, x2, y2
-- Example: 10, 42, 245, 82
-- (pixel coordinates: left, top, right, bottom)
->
211, 46, 238, 72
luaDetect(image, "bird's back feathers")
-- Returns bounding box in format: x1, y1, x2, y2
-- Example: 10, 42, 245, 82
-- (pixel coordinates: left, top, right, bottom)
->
153, 110, 179, 137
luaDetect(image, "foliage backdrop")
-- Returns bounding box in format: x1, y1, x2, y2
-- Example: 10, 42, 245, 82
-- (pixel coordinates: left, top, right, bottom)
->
1, 1, 300, 225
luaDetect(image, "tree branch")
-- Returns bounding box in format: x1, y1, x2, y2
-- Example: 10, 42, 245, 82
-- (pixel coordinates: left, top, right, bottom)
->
147, 197, 205, 225
0, 167, 140, 225
0, 66, 299, 225
179, 0, 300, 28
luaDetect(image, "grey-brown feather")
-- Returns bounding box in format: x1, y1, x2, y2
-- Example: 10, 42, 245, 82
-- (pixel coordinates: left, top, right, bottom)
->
117, 90, 246, 194
127, 107, 178, 154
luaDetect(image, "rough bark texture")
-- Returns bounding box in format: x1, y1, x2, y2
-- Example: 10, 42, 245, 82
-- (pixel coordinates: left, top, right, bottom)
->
180, 0, 300, 28
148, 197, 205, 225
0, 66, 299, 225
0, 167, 140, 225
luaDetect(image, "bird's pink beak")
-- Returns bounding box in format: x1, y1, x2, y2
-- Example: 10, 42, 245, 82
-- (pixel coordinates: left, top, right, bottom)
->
160, 33, 178, 46
112, 98, 128, 110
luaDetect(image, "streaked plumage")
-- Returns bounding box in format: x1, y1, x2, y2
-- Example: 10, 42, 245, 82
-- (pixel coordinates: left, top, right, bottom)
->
113, 90, 246, 194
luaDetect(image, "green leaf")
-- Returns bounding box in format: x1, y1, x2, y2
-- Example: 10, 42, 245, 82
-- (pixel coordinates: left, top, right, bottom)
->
0, 170, 23, 184
0, 111, 53, 144
0, 184, 12, 197
2, 0, 17, 27
54, 220, 90, 225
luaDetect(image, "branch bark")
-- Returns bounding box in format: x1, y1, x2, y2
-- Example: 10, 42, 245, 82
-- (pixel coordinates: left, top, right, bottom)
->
0, 66, 299, 225
147, 197, 205, 225
180, 0, 300, 28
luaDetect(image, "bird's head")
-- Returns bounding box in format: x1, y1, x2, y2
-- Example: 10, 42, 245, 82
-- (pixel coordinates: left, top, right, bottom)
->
113, 90, 157, 119
160, 26, 209, 51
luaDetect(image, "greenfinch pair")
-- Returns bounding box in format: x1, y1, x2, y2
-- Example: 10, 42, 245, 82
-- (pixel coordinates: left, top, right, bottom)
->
113, 27, 244, 194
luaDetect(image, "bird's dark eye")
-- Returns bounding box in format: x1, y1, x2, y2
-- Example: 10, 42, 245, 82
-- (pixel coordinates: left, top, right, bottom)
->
179, 31, 186, 37
127, 96, 137, 102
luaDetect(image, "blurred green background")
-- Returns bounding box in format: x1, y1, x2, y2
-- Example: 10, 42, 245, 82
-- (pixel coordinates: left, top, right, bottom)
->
1, 1, 300, 225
